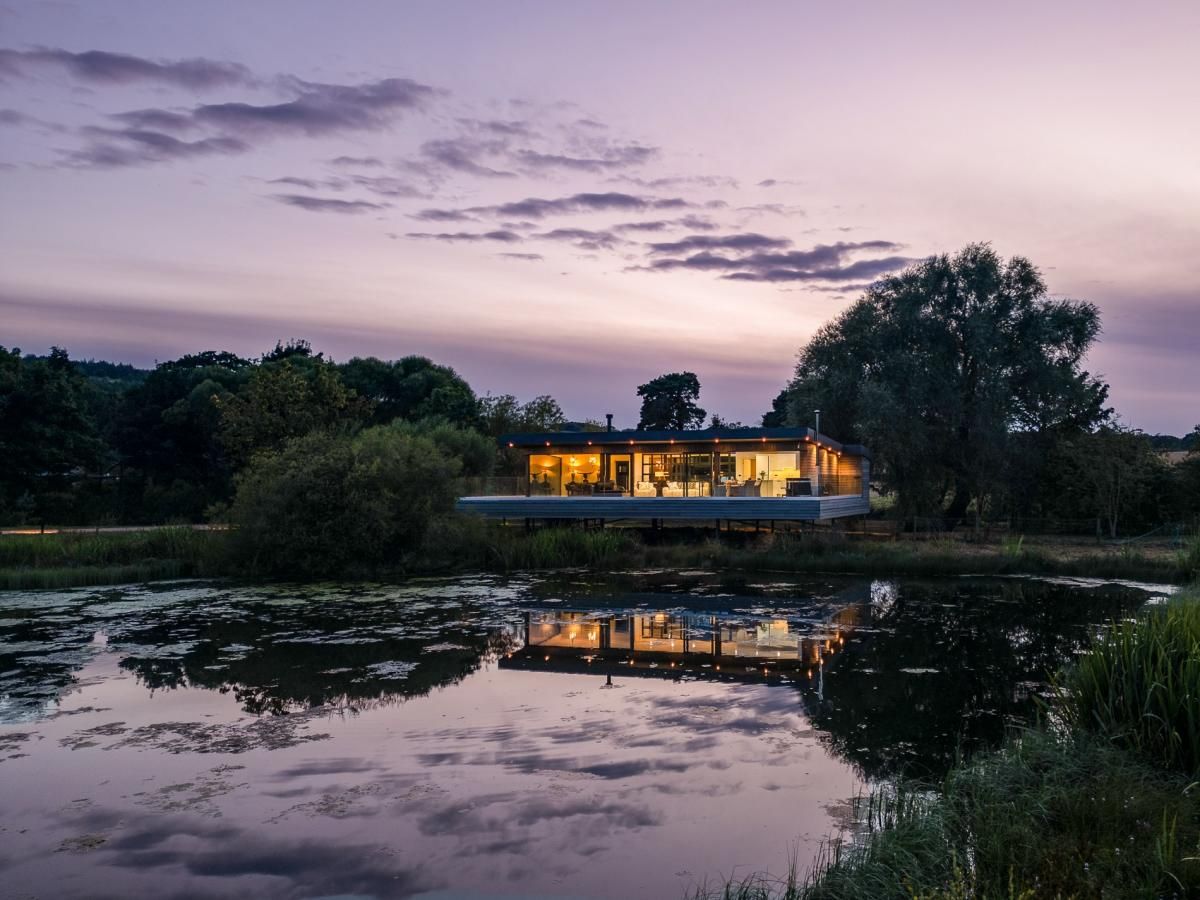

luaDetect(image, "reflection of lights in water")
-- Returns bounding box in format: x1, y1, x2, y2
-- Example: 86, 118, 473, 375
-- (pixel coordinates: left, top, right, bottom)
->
870, 579, 899, 615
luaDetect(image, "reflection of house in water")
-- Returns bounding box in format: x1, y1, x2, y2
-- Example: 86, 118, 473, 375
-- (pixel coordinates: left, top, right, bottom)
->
501, 607, 858, 684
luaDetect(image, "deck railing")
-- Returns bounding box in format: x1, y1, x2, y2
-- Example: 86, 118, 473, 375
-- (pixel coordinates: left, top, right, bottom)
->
457, 473, 864, 498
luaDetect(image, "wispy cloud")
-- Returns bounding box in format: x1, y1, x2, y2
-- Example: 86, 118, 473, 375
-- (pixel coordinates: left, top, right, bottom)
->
512, 143, 657, 174
635, 239, 910, 283
646, 232, 791, 254
192, 77, 436, 138
409, 208, 478, 223
272, 194, 387, 214
464, 191, 691, 219
418, 136, 515, 178
406, 230, 523, 243
65, 127, 249, 168
0, 46, 255, 89
329, 155, 385, 168
532, 228, 622, 250
616, 174, 739, 190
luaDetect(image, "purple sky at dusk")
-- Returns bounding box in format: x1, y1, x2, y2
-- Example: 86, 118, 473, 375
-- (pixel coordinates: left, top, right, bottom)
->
1, 1, 1197, 432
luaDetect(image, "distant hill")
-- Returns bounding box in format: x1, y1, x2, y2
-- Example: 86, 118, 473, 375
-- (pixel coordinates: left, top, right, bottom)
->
23, 354, 149, 387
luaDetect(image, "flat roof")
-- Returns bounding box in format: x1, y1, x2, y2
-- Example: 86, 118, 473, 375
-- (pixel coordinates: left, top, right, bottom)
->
500, 426, 870, 458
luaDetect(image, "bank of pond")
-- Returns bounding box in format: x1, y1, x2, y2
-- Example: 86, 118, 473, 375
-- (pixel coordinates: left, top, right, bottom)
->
1, 520, 1196, 590
0, 570, 1194, 897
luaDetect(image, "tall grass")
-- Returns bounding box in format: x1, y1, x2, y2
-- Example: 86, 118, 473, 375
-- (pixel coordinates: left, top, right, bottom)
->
1180, 535, 1200, 582
692, 734, 1200, 900
0, 528, 225, 588
0, 519, 1190, 588
1060, 590, 1200, 772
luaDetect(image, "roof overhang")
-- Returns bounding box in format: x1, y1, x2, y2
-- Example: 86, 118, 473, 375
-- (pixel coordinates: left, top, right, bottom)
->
499, 427, 870, 459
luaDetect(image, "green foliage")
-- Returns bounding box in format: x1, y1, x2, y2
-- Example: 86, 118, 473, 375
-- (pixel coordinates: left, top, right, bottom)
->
0, 347, 105, 521
761, 388, 790, 427
478, 393, 566, 436
387, 418, 495, 477
480, 393, 569, 473
637, 371, 706, 430
1044, 425, 1166, 538
784, 244, 1110, 522
339, 354, 479, 427
227, 426, 460, 577
113, 350, 250, 520
1060, 593, 1200, 772
218, 358, 367, 466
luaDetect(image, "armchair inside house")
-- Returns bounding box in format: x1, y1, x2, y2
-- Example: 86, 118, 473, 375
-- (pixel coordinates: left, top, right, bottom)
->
633, 481, 657, 497
734, 479, 761, 497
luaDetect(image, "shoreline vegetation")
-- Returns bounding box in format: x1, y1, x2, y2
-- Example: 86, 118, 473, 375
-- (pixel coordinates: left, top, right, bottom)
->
687, 582, 1200, 899
0, 522, 1195, 591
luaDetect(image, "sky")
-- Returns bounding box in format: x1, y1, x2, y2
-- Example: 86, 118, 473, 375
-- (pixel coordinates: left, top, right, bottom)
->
1, 0, 1197, 433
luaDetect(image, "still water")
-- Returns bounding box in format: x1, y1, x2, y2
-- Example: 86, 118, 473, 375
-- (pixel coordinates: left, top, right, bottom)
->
0, 572, 1167, 898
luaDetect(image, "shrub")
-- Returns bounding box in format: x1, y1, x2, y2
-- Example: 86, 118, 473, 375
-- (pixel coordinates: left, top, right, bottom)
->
228, 426, 459, 577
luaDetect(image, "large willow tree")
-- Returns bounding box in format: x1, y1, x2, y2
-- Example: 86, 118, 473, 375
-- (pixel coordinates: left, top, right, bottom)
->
786, 244, 1110, 522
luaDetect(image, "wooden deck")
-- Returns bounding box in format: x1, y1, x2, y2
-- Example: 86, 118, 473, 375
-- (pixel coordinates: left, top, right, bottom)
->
455, 494, 869, 521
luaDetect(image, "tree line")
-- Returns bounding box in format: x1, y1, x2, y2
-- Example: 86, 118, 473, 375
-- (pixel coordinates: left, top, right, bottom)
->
2, 244, 1197, 545
0, 340, 565, 527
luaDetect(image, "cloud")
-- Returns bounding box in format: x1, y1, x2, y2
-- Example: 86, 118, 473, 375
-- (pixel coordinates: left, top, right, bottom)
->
419, 136, 515, 177
467, 191, 690, 219
512, 143, 658, 173
532, 228, 622, 250
272, 194, 387, 214
456, 117, 537, 138
636, 239, 910, 283
610, 213, 722, 234
64, 127, 249, 168
264, 177, 338, 190
499, 252, 544, 261
617, 174, 740, 190
737, 202, 805, 216
56, 74, 438, 168
329, 155, 384, 168
0, 107, 62, 131
409, 208, 478, 223
346, 174, 425, 198
646, 232, 791, 255
193, 77, 436, 138
722, 254, 911, 283
405, 230, 523, 243
0, 46, 255, 89
757, 178, 802, 188
109, 107, 198, 132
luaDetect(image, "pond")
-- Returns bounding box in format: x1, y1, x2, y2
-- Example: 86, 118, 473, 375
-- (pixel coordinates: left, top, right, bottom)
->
0, 572, 1169, 898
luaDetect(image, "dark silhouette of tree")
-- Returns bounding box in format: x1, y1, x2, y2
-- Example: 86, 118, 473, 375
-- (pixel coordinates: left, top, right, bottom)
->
339, 355, 478, 427
217, 357, 367, 466
0, 346, 104, 521
113, 350, 251, 519
636, 372, 706, 430
761, 389, 790, 427
784, 244, 1110, 522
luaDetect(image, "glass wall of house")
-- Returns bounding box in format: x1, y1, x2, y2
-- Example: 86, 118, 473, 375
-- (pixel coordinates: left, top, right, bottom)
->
526, 443, 863, 497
